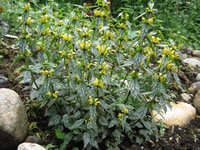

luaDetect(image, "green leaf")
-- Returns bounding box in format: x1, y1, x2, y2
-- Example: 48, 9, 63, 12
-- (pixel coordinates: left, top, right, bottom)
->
48, 115, 61, 126
55, 129, 66, 140
109, 120, 118, 128
60, 132, 73, 150
69, 119, 84, 130
136, 136, 144, 144
173, 72, 183, 91
83, 132, 90, 148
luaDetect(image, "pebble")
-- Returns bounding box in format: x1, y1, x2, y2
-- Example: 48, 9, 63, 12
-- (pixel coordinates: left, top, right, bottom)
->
192, 50, 200, 58
196, 73, 200, 81
0, 74, 8, 84
181, 93, 192, 102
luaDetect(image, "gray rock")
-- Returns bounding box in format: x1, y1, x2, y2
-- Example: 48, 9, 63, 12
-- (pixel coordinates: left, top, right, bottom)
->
17, 143, 46, 150
184, 58, 200, 67
0, 74, 8, 84
25, 136, 43, 144
181, 93, 192, 102
193, 90, 200, 113
152, 102, 196, 127
187, 47, 194, 54
196, 73, 200, 81
0, 88, 28, 149
192, 50, 200, 57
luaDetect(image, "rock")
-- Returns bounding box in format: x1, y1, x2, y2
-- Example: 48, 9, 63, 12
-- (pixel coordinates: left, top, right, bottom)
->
0, 74, 8, 84
192, 50, 200, 57
0, 88, 28, 149
182, 53, 187, 59
193, 90, 200, 113
186, 47, 193, 54
17, 143, 46, 150
152, 102, 196, 127
184, 58, 200, 67
25, 136, 43, 144
196, 73, 200, 81
188, 82, 200, 94
188, 86, 197, 94
181, 93, 192, 102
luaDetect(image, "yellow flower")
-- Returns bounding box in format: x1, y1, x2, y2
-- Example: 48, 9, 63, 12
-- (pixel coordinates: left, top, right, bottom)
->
26, 17, 32, 25
53, 91, 59, 99
118, 113, 123, 118
105, 31, 115, 39
22, 3, 31, 12
63, 34, 73, 43
26, 51, 31, 57
151, 36, 161, 44
79, 41, 92, 51
100, 62, 109, 74
142, 17, 146, 23
100, 11, 105, 17
42, 28, 51, 35
119, 23, 126, 29
57, 20, 63, 26
88, 117, 92, 123
95, 98, 100, 106
58, 50, 65, 56
40, 70, 49, 76
98, 80, 104, 88
94, 9, 101, 17
163, 47, 171, 55
92, 78, 104, 88
40, 15, 49, 24
47, 91, 52, 97
96, 45, 110, 55
36, 42, 42, 50
49, 69, 54, 77
19, 16, 23, 24
137, 30, 141, 37
88, 96, 93, 105
118, 113, 123, 123
148, 18, 154, 25
122, 106, 128, 114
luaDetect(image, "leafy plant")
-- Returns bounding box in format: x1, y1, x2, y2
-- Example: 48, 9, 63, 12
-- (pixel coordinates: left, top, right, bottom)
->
17, 0, 182, 149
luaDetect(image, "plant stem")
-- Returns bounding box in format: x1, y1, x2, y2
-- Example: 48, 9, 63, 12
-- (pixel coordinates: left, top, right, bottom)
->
125, 90, 131, 104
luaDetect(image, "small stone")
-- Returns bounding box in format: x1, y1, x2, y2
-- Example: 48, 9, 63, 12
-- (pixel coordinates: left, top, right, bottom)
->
196, 73, 200, 81
182, 53, 187, 59
192, 50, 200, 58
181, 93, 192, 102
25, 136, 43, 144
192, 82, 200, 89
188, 86, 197, 94
0, 74, 8, 84
187, 47, 194, 53
193, 90, 200, 113
152, 102, 196, 127
184, 58, 200, 67
17, 142, 46, 150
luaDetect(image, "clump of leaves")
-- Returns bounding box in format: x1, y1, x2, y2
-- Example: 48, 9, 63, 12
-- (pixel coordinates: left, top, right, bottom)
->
17, 0, 182, 149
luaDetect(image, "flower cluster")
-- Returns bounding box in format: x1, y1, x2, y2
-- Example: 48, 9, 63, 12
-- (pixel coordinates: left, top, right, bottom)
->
118, 107, 128, 123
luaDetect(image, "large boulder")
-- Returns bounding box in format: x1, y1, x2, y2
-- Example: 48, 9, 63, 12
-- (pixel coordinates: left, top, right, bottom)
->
0, 88, 28, 149
17, 143, 46, 150
152, 102, 196, 127
193, 90, 200, 113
